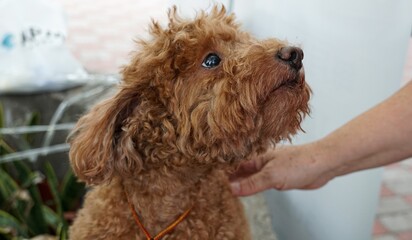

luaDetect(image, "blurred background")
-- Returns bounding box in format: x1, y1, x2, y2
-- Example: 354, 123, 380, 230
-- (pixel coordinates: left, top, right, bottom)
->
0, 0, 411, 239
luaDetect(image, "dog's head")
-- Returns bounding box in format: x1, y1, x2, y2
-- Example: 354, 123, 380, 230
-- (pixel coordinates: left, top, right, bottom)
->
69, 6, 310, 185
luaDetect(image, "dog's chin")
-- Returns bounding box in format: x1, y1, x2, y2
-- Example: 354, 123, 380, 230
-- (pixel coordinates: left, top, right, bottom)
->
274, 70, 305, 92
259, 71, 309, 141
263, 71, 306, 105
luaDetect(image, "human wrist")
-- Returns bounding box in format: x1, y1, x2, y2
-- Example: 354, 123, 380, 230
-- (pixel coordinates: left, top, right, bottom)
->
306, 139, 344, 180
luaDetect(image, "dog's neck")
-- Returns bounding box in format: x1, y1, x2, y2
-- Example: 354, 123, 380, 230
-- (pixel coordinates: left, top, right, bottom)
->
120, 164, 223, 230
123, 165, 209, 195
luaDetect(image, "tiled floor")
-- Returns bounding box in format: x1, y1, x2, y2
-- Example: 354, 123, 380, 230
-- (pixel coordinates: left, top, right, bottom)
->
373, 159, 412, 240
58, 0, 412, 239
402, 38, 412, 85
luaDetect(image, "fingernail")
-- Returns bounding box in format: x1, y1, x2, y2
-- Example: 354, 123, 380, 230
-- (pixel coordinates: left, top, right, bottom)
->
230, 182, 240, 194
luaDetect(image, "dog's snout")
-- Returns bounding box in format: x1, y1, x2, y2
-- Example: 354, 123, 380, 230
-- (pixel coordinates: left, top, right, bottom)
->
277, 47, 304, 70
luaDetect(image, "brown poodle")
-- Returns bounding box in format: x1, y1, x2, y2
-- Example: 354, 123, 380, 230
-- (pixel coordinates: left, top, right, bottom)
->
68, 6, 310, 240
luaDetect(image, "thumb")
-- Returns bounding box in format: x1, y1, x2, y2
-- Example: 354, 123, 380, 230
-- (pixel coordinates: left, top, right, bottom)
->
230, 172, 271, 196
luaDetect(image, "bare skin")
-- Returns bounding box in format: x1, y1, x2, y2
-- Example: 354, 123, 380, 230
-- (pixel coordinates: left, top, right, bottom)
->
231, 81, 412, 196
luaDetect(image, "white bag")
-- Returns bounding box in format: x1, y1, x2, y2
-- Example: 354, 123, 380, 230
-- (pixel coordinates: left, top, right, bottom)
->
0, 0, 88, 94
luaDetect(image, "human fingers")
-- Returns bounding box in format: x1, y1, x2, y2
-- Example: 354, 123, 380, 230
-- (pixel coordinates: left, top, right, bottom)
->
230, 170, 275, 196
229, 151, 274, 181
229, 159, 260, 181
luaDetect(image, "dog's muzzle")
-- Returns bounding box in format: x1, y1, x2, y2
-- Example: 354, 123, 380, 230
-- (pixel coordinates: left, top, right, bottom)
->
276, 46, 304, 71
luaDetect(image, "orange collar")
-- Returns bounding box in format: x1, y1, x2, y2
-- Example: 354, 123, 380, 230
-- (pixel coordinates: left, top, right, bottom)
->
123, 189, 192, 240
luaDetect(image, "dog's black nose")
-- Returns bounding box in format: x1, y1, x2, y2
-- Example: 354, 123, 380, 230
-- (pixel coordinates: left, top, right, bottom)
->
277, 47, 304, 70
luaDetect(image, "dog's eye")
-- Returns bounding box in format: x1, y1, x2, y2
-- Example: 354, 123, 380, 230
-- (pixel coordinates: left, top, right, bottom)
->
202, 53, 221, 68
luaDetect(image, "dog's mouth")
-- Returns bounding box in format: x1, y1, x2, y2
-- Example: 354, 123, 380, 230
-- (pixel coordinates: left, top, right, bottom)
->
279, 77, 300, 89
272, 70, 305, 93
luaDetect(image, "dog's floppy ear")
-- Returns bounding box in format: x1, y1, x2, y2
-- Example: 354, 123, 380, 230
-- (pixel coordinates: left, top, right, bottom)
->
68, 86, 142, 185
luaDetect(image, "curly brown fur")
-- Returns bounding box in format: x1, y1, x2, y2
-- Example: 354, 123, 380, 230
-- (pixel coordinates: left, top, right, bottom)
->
68, 6, 310, 240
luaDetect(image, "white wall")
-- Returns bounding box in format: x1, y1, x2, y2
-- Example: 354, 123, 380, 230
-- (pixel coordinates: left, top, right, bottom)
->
231, 1, 412, 240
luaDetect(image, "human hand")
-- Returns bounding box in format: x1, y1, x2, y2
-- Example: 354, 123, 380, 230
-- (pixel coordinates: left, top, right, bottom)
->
230, 143, 335, 196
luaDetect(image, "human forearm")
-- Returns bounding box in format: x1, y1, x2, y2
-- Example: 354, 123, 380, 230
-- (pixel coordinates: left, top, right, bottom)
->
318, 81, 412, 177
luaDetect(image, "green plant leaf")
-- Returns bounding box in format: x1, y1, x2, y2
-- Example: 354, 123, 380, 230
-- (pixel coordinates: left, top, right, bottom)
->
43, 162, 69, 238
23, 112, 40, 145
0, 168, 19, 201
25, 112, 40, 127
56, 222, 68, 240
0, 169, 31, 232
0, 210, 27, 238
0, 103, 4, 129
26, 184, 48, 236
0, 169, 26, 222
60, 169, 85, 211
6, 162, 48, 236
41, 205, 59, 230
43, 162, 63, 218
10, 161, 31, 184
20, 172, 44, 189
0, 140, 15, 156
